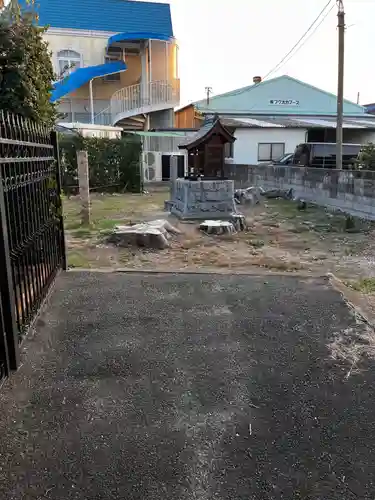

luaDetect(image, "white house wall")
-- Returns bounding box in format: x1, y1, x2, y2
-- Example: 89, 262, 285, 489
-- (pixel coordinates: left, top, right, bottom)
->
233, 128, 307, 164
148, 40, 169, 82
44, 31, 109, 73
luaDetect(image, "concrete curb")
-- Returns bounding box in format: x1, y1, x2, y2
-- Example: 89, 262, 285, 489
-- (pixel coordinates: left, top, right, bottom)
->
327, 273, 375, 328
66, 267, 328, 278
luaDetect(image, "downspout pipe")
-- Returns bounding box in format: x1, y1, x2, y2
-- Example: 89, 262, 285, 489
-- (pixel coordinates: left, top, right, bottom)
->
89, 68, 126, 124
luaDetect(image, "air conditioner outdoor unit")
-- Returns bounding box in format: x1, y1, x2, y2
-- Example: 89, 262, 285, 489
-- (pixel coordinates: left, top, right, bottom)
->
142, 151, 161, 182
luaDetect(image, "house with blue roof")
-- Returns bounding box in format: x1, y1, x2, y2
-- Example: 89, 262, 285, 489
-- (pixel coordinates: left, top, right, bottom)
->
27, 0, 180, 129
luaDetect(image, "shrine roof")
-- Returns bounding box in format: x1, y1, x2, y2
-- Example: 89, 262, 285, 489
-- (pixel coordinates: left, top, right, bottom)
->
178, 117, 235, 150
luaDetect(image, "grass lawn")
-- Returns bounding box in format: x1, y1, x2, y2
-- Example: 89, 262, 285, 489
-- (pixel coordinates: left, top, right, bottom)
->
62, 189, 375, 287
64, 191, 167, 233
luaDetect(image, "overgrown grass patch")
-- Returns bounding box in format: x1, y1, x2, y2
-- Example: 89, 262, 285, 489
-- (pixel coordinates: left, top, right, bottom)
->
70, 228, 93, 239
266, 199, 375, 235
346, 278, 375, 294
68, 251, 92, 268
247, 239, 265, 248
63, 192, 166, 234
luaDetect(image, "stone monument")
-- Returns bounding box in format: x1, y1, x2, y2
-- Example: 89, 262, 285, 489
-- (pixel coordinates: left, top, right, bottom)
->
168, 116, 237, 220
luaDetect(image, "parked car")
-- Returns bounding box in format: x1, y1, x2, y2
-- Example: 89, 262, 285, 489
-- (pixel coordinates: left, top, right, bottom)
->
272, 153, 294, 165
292, 142, 361, 169
260, 153, 294, 166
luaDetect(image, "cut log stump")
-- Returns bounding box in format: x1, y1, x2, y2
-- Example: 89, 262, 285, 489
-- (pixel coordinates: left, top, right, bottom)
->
229, 213, 247, 231
199, 220, 236, 235
108, 219, 180, 249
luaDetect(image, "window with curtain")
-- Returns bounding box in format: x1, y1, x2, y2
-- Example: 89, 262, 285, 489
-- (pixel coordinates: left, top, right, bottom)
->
258, 143, 285, 162
57, 50, 81, 77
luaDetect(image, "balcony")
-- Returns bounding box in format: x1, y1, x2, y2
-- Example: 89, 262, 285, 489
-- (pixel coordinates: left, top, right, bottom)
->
56, 80, 180, 128
110, 79, 180, 125
57, 99, 112, 126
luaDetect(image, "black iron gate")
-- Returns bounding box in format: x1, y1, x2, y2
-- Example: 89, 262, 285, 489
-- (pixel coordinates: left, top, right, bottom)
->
0, 112, 66, 381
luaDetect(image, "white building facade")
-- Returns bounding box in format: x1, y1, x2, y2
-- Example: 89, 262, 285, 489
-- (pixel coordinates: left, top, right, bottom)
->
32, 0, 180, 130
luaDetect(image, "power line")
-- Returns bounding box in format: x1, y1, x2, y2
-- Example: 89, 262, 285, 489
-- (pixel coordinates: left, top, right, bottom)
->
218, 0, 334, 101
266, 2, 335, 77
337, 0, 344, 12
264, 0, 334, 80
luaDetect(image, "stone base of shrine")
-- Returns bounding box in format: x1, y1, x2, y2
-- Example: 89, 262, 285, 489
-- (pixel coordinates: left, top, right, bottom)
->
169, 178, 237, 220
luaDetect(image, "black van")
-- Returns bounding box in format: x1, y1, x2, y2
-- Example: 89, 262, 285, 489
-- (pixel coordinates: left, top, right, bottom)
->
292, 142, 361, 169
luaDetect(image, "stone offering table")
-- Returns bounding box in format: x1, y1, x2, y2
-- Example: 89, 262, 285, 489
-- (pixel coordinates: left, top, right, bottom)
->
170, 178, 237, 220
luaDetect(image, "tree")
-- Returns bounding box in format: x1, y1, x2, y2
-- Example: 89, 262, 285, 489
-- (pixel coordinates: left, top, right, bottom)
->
0, 0, 56, 125
355, 143, 375, 171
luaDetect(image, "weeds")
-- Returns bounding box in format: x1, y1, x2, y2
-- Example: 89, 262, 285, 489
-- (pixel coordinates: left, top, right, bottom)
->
68, 251, 91, 268
247, 239, 265, 248
346, 278, 375, 294
328, 326, 375, 378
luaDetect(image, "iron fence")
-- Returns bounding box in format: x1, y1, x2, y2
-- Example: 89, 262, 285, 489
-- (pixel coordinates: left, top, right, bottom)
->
0, 112, 66, 380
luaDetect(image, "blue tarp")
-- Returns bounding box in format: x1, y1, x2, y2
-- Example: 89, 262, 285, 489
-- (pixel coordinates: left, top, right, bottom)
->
108, 31, 172, 47
50, 61, 127, 102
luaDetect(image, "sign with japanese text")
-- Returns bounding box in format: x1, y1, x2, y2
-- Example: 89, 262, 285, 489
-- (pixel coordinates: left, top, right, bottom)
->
269, 99, 300, 106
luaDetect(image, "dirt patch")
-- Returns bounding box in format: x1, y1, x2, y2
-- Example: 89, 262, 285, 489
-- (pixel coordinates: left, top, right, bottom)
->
63, 188, 375, 280
328, 325, 375, 379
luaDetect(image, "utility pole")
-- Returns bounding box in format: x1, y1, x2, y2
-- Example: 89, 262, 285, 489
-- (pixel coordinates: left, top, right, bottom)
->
336, 0, 345, 170
205, 86, 213, 106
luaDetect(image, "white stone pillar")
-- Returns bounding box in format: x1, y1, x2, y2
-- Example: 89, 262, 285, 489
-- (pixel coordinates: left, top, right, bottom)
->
169, 155, 179, 202
77, 150, 90, 226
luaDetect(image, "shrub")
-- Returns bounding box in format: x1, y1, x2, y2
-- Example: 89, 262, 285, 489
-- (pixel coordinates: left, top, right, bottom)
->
59, 134, 143, 194
355, 142, 375, 171
0, 0, 56, 125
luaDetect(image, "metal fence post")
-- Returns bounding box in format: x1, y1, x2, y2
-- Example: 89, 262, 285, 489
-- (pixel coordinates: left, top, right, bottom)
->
51, 131, 67, 271
0, 177, 20, 370
0, 299, 10, 378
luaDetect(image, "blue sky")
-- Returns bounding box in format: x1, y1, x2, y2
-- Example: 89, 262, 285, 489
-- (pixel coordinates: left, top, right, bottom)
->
161, 0, 375, 106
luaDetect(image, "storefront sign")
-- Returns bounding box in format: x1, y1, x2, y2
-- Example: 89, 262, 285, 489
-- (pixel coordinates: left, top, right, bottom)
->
269, 99, 300, 106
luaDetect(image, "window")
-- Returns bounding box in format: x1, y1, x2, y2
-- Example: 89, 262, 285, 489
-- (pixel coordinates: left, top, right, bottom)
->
104, 47, 123, 82
57, 50, 81, 78
224, 142, 234, 158
258, 143, 285, 162
224, 127, 235, 158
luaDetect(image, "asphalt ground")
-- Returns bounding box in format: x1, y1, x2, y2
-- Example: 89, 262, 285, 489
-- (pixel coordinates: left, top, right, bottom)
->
0, 272, 374, 499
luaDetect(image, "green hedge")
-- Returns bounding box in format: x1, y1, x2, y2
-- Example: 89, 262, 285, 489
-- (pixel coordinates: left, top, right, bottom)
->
59, 134, 143, 194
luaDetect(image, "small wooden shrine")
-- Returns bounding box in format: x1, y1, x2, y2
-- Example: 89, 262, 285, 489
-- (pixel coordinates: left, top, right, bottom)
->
178, 115, 236, 179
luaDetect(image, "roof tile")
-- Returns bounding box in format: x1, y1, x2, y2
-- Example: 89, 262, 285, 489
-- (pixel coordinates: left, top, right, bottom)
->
23, 0, 173, 35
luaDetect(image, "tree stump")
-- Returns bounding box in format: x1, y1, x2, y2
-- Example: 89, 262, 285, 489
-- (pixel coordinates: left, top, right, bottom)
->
230, 213, 246, 231
199, 220, 235, 235
108, 219, 180, 249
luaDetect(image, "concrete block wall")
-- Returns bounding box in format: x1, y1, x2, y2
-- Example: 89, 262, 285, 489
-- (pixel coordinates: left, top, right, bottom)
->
171, 179, 236, 219
225, 164, 375, 220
